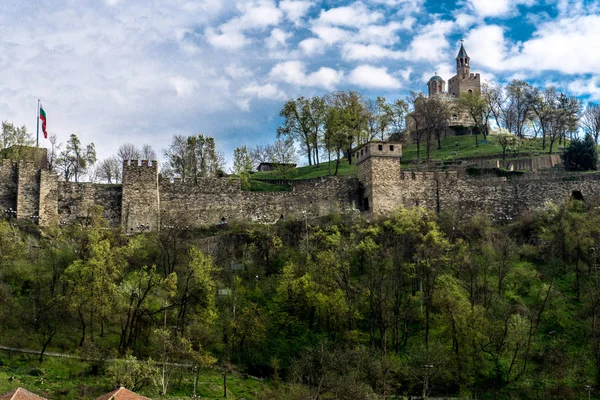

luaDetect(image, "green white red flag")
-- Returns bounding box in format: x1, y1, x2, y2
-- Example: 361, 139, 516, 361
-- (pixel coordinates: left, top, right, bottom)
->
39, 105, 47, 139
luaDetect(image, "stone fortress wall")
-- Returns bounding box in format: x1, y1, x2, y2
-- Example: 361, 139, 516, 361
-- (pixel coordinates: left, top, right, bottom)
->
2, 146, 600, 230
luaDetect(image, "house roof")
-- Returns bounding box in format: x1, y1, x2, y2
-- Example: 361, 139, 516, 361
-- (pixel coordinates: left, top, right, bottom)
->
0, 388, 48, 400
456, 43, 469, 59
257, 162, 296, 167
95, 387, 152, 400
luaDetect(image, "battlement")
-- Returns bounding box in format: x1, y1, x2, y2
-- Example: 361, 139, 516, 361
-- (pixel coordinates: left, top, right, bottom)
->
355, 142, 402, 165
122, 159, 158, 169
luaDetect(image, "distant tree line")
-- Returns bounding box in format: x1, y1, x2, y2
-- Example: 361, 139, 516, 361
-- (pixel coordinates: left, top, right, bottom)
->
252, 81, 600, 168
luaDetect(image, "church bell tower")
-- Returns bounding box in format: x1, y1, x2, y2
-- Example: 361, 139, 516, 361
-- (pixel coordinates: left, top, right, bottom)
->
456, 41, 470, 77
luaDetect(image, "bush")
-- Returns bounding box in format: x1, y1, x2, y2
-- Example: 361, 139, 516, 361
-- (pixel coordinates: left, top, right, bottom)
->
561, 134, 598, 170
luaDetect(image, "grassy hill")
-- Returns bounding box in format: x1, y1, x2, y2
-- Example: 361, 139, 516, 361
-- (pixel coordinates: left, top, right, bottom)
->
251, 135, 555, 181
401, 134, 550, 164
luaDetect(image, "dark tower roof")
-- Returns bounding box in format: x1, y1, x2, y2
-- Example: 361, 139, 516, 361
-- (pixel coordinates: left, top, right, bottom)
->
456, 43, 469, 59
428, 75, 444, 83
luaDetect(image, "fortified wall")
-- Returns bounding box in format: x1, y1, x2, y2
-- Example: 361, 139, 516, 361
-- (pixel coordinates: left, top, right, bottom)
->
355, 142, 600, 221
2, 144, 600, 230
0, 152, 360, 230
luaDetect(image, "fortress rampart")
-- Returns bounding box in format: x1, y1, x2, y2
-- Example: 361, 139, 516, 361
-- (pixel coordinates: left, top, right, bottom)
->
1, 145, 599, 229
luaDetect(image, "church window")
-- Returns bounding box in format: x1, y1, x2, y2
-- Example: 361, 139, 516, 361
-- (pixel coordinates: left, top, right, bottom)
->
378, 144, 383, 151
390, 145, 394, 151
451, 114, 458, 121
468, 89, 473, 93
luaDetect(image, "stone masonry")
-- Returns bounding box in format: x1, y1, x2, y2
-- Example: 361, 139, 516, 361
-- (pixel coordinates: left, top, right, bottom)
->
2, 144, 600, 230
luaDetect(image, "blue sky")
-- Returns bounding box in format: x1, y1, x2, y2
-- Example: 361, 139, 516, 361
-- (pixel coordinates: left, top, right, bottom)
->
0, 0, 599, 167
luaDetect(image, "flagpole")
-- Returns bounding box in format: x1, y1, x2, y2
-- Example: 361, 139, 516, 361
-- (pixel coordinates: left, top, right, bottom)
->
36, 99, 40, 147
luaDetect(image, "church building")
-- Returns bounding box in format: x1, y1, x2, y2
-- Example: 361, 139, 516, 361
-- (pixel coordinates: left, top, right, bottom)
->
406, 43, 482, 140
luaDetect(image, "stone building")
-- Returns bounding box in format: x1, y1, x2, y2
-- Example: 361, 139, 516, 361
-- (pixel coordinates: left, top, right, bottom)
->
407, 42, 482, 140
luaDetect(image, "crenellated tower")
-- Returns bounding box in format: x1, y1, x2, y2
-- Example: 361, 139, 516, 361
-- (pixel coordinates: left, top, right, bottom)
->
355, 142, 403, 217
121, 159, 160, 233
447, 42, 481, 97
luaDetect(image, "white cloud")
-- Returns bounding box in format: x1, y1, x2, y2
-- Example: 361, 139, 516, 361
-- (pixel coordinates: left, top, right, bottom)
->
342, 43, 402, 61
355, 21, 408, 46
405, 20, 456, 62
205, 28, 250, 50
512, 14, 600, 74
266, 28, 292, 49
240, 83, 286, 100
568, 77, 600, 101
464, 15, 600, 75
270, 61, 343, 89
464, 25, 508, 71
170, 77, 200, 97
348, 65, 401, 89
299, 38, 327, 55
315, 2, 384, 27
225, 65, 254, 80
465, 0, 537, 18
206, 0, 283, 50
366, 0, 426, 13
225, 0, 283, 31
280, 0, 314, 25
312, 25, 350, 45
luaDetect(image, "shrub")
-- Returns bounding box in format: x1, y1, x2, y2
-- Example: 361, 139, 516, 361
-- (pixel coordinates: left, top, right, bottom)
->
561, 134, 598, 170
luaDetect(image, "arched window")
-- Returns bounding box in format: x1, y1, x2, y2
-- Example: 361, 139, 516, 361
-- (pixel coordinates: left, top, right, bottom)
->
468, 89, 473, 94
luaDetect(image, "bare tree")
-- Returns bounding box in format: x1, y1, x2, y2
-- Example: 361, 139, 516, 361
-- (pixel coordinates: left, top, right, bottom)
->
407, 91, 427, 164
96, 156, 123, 183
250, 144, 271, 169
268, 138, 297, 164
141, 144, 158, 160
117, 143, 142, 162
582, 102, 600, 144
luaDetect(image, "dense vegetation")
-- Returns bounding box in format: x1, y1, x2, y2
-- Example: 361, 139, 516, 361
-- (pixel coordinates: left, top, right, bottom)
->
2, 200, 600, 399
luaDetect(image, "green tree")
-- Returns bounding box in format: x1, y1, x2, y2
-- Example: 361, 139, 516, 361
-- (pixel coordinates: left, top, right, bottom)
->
107, 353, 160, 392
277, 96, 327, 166
0, 121, 34, 151
163, 134, 224, 181
562, 133, 598, 170
458, 91, 491, 142
56, 134, 97, 182
232, 145, 253, 175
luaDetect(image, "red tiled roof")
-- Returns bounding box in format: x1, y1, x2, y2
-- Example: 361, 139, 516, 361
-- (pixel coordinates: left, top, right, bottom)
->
0, 388, 48, 400
95, 387, 152, 400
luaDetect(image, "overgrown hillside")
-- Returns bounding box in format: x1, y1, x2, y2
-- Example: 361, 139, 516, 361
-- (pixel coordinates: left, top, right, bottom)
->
251, 135, 552, 181
1, 201, 600, 399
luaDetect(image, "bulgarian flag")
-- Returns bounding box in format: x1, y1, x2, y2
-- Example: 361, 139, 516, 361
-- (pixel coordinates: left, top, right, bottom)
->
39, 104, 47, 139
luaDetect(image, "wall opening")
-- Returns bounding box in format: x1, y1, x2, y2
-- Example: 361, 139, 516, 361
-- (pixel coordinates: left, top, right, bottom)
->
572, 190, 584, 202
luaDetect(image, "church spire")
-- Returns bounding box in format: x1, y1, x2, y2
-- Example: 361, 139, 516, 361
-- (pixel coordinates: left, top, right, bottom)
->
456, 40, 470, 77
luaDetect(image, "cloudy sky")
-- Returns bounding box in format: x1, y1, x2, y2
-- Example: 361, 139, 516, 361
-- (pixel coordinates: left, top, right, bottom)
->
0, 0, 599, 166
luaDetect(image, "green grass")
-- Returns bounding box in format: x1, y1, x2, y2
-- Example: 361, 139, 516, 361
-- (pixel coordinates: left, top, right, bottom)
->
400, 134, 551, 164
252, 159, 356, 180
249, 135, 556, 181
246, 180, 291, 192
0, 351, 268, 399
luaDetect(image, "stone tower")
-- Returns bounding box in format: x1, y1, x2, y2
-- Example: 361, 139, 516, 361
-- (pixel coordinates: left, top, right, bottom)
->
121, 159, 160, 233
355, 142, 403, 217
456, 42, 470, 76
448, 42, 481, 97
428, 74, 446, 97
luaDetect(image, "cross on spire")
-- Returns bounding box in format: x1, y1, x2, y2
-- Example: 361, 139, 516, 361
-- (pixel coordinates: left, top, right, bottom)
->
460, 39, 464, 45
